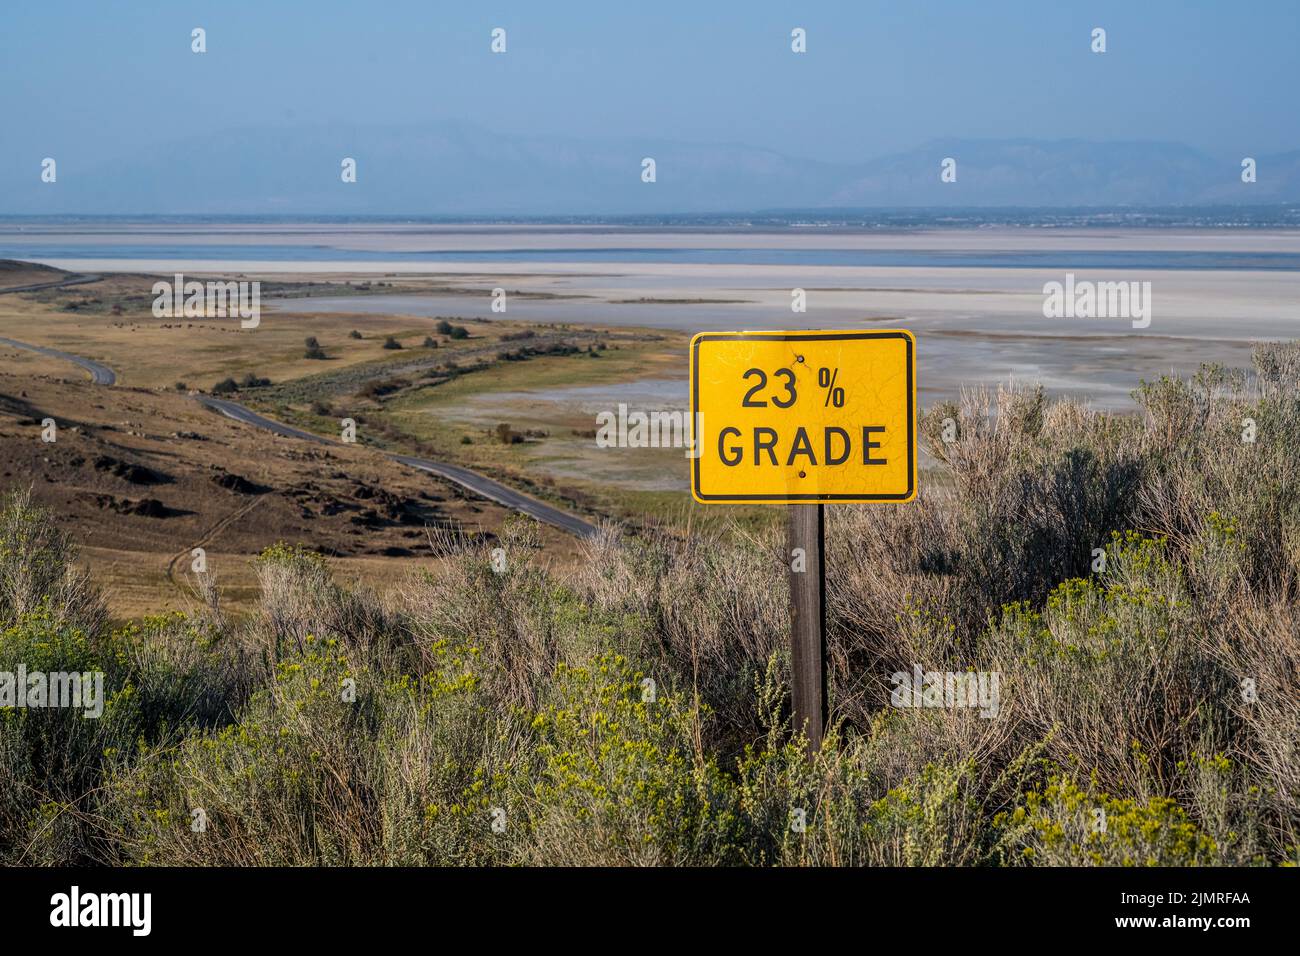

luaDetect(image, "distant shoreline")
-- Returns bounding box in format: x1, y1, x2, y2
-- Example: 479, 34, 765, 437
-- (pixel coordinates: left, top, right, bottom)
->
0, 206, 1298, 230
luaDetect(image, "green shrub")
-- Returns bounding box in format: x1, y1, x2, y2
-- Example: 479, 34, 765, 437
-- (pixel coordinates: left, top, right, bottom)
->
1011, 775, 1227, 866
0, 610, 135, 864
0, 488, 104, 631
109, 626, 519, 866
526, 653, 743, 865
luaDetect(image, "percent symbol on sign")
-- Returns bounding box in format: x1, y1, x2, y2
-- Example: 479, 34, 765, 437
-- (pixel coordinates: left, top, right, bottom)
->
817, 367, 846, 407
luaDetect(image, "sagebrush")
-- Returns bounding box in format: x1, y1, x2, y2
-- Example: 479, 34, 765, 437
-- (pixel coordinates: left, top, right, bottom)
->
2, 345, 1298, 866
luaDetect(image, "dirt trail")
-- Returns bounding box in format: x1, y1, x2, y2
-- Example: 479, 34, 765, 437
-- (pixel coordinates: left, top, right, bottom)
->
164, 495, 265, 590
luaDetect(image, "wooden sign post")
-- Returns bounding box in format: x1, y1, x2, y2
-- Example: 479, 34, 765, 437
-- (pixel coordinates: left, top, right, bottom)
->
788, 503, 827, 752
690, 329, 917, 754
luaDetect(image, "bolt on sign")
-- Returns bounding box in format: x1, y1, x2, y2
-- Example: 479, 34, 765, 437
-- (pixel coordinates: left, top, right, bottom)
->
690, 330, 917, 504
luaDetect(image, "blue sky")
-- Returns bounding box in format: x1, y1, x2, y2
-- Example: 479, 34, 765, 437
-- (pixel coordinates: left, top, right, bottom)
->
2, 0, 1297, 167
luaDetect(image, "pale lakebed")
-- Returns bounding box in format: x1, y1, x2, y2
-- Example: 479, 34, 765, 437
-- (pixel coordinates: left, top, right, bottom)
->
12, 222, 1296, 414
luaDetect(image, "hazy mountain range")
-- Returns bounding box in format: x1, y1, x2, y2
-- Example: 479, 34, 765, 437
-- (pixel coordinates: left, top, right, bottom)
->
4, 121, 1298, 215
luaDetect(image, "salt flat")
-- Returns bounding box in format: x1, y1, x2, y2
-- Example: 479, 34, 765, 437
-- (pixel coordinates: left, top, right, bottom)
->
12, 224, 1298, 409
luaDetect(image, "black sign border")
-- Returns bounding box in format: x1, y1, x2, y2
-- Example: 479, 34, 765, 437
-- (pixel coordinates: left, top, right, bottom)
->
690, 330, 916, 503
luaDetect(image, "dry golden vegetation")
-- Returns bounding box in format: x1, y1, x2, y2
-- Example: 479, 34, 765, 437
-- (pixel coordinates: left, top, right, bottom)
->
2, 344, 1298, 866
0, 368, 581, 619
2, 268, 690, 525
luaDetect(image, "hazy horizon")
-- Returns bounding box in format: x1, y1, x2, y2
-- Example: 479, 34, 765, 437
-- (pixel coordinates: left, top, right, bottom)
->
3, 1, 1299, 214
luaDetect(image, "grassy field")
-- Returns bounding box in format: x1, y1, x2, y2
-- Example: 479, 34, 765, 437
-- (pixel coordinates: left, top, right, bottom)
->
1, 269, 719, 526
2, 271, 531, 389
377, 335, 699, 520
0, 266, 778, 626
0, 267, 835, 546
0, 362, 583, 622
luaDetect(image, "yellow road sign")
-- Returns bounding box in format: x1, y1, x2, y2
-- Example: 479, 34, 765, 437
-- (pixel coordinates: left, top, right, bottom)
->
690, 330, 916, 504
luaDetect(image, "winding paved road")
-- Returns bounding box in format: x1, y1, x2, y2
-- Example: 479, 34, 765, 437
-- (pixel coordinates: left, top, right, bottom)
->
197, 395, 335, 445
1, 272, 114, 383
0, 272, 102, 296
0, 313, 597, 538
0, 336, 117, 385
200, 395, 597, 537
387, 453, 596, 538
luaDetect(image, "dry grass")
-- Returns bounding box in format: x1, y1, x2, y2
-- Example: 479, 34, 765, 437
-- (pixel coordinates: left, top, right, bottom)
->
3, 345, 1299, 866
